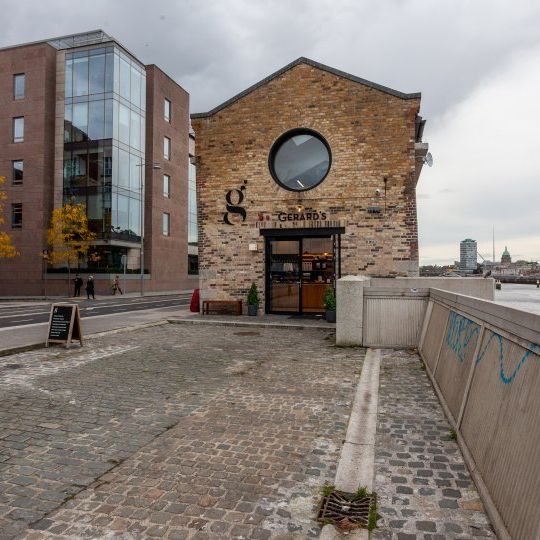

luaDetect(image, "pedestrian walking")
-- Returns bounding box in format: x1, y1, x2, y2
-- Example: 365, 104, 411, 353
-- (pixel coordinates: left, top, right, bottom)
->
112, 275, 123, 295
537, 279, 539, 289
73, 274, 83, 297
85, 276, 95, 300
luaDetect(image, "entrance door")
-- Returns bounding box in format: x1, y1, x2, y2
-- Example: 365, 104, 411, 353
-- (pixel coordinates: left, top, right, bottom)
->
266, 235, 340, 314
267, 239, 301, 313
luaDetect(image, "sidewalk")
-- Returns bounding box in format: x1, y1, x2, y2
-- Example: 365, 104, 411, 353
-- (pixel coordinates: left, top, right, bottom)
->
372, 349, 494, 539
0, 305, 185, 355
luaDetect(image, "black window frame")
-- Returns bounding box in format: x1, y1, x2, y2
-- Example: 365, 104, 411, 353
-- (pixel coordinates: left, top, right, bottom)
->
11, 203, 22, 229
268, 127, 332, 192
12, 160, 24, 185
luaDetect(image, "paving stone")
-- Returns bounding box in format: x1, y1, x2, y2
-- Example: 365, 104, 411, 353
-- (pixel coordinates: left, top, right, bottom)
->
0, 325, 359, 537
372, 349, 494, 539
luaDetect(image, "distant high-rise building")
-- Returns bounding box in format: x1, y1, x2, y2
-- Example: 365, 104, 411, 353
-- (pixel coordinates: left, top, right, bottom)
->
460, 238, 477, 274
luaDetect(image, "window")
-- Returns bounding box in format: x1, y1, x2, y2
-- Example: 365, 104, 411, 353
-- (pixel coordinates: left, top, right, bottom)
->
12, 160, 23, 185
11, 203, 22, 228
14, 74, 25, 99
269, 128, 331, 191
163, 212, 170, 236
13, 117, 24, 143
164, 98, 171, 122
164, 137, 171, 160
163, 174, 170, 197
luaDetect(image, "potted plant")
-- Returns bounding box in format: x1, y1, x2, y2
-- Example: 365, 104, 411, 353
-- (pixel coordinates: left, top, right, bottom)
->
247, 282, 260, 316
324, 287, 336, 323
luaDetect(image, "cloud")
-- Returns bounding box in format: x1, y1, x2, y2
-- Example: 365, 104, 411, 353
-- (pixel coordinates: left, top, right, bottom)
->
418, 44, 540, 263
1, 0, 539, 265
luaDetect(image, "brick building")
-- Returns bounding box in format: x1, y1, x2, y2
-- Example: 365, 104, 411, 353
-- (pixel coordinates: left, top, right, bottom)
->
191, 57, 429, 314
0, 30, 194, 296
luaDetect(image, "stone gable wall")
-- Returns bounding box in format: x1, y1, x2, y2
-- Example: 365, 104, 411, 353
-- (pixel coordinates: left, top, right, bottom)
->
192, 63, 422, 305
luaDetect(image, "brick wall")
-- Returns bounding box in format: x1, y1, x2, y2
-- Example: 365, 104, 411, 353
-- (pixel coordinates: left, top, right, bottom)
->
192, 61, 424, 307
0, 43, 57, 295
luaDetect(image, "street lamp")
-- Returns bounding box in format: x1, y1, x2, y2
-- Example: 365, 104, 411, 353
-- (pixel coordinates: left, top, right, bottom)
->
136, 160, 161, 296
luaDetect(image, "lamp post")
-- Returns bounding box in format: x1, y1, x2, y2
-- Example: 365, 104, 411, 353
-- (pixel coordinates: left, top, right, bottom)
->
136, 159, 161, 296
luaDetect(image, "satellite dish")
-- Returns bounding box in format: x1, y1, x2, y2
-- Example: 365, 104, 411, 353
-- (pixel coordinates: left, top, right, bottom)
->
424, 152, 433, 167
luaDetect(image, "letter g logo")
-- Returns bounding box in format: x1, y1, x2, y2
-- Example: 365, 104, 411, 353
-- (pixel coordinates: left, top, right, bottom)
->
224, 184, 247, 225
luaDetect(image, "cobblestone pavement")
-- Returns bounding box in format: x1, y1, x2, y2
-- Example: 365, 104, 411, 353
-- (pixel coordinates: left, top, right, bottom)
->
372, 349, 494, 539
0, 324, 362, 539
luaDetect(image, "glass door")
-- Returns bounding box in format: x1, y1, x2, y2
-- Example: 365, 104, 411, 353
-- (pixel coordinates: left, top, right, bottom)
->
267, 239, 301, 313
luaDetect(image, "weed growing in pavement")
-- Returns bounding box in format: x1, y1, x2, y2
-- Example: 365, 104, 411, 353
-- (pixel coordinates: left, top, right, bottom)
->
448, 428, 458, 440
367, 501, 379, 531
355, 486, 369, 499
321, 484, 335, 496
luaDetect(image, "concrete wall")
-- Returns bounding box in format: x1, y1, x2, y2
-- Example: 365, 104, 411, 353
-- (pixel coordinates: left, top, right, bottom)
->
336, 276, 494, 347
370, 277, 494, 300
418, 289, 540, 540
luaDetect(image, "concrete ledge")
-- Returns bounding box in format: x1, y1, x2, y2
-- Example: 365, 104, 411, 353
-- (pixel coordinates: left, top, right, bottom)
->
320, 348, 380, 539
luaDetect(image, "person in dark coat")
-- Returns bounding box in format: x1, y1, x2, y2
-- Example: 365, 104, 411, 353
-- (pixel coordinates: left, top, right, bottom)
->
85, 276, 95, 300
73, 274, 83, 297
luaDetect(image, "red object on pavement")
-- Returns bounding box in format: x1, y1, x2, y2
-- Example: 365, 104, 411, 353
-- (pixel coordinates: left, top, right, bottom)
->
190, 288, 200, 312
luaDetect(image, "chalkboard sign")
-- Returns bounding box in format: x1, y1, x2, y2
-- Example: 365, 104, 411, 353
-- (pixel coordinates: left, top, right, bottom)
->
46, 304, 83, 348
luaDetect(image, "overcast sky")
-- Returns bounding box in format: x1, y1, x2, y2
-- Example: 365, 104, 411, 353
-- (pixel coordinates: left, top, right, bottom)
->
2, 0, 539, 264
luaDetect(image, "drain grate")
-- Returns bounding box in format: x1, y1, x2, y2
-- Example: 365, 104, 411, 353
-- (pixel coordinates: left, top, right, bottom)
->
233, 331, 260, 336
317, 490, 376, 531
4, 364, 23, 370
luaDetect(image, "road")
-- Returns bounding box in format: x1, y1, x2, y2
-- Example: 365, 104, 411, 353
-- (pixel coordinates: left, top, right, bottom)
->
0, 294, 191, 329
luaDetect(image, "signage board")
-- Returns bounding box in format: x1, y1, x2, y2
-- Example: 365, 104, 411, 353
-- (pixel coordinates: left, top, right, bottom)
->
46, 304, 83, 348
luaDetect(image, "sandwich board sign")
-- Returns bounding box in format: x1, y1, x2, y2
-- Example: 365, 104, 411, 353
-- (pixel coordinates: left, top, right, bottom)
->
46, 304, 83, 348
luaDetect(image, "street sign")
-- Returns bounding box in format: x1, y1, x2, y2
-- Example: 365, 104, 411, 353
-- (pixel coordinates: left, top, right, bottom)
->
46, 304, 83, 348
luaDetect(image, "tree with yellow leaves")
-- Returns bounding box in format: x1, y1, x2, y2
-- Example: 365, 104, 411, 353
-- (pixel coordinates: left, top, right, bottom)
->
46, 201, 96, 295
0, 176, 19, 258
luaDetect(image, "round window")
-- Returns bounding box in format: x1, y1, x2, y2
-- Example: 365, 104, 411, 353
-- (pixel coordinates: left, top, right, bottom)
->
269, 129, 331, 191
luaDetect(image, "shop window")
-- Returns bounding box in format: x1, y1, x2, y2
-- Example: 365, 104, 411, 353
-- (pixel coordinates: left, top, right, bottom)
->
12, 160, 23, 185
14, 74, 25, 99
269, 128, 331, 191
11, 203, 22, 228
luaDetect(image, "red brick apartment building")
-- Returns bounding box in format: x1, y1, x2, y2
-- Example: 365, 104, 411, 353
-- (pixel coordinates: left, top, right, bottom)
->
0, 30, 196, 295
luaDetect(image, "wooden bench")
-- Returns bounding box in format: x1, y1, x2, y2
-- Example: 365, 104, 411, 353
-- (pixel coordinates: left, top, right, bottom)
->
202, 300, 242, 315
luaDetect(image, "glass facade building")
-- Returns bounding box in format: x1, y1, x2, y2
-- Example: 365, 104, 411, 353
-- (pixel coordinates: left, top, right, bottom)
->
63, 44, 146, 269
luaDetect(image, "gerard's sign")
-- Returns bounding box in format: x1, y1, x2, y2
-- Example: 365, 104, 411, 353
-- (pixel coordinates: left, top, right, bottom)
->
257, 210, 329, 222
278, 211, 328, 221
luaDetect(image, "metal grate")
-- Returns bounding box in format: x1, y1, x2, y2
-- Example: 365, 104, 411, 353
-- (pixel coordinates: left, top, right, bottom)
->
317, 490, 376, 531
233, 331, 260, 336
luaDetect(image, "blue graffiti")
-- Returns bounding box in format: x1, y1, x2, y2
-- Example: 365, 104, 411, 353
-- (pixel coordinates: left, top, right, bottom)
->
475, 331, 540, 385
445, 311, 480, 363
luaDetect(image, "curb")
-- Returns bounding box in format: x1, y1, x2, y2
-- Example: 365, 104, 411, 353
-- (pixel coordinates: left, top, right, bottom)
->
320, 348, 381, 539
167, 318, 335, 331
